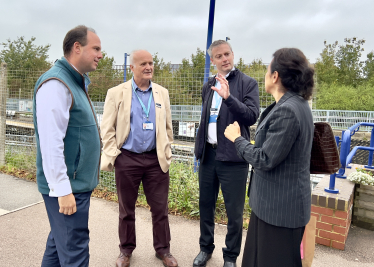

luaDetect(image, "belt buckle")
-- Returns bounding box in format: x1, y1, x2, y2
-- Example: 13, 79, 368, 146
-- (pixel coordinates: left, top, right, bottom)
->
211, 143, 217, 149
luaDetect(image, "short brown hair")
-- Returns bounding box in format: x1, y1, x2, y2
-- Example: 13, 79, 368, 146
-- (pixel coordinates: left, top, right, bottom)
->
63, 25, 96, 57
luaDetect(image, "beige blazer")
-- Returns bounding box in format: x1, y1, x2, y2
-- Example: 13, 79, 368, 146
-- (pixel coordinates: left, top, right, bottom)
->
100, 80, 173, 173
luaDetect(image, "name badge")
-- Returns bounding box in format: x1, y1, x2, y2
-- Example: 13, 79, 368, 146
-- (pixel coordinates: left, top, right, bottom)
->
143, 121, 154, 130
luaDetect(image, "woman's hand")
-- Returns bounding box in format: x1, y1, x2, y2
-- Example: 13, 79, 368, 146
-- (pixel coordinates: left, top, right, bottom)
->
224, 121, 241, 142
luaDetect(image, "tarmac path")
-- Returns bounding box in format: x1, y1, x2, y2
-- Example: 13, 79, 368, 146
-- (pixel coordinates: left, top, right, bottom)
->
0, 173, 373, 267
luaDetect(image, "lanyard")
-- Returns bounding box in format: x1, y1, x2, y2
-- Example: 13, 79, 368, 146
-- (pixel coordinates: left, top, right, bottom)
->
213, 81, 222, 109
132, 78, 153, 119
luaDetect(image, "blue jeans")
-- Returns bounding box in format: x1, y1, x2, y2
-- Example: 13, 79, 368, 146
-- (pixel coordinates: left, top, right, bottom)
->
41, 191, 92, 267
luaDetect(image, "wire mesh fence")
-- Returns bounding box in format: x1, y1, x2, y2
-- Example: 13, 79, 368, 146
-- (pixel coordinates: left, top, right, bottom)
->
0, 63, 371, 195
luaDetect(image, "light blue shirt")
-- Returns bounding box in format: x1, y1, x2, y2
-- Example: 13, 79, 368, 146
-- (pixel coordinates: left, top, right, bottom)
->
122, 79, 156, 153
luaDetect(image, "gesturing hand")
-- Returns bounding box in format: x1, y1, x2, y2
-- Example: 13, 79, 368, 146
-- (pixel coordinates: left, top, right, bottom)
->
58, 193, 77, 215
224, 121, 241, 142
211, 73, 230, 100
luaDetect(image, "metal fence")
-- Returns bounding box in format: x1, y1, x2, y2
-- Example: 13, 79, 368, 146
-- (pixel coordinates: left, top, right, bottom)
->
0, 63, 369, 192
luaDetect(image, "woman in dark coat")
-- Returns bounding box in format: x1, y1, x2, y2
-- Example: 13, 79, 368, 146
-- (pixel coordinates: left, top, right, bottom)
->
223, 48, 314, 267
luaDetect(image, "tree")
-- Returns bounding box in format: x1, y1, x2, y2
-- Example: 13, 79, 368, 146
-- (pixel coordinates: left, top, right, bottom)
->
0, 36, 51, 71
88, 51, 123, 101
335, 37, 365, 87
364, 51, 374, 84
235, 58, 249, 73
315, 41, 339, 85
0, 36, 52, 98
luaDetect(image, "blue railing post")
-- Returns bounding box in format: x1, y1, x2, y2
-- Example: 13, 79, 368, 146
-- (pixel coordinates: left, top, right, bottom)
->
204, 0, 216, 84
325, 136, 340, 193
365, 127, 374, 169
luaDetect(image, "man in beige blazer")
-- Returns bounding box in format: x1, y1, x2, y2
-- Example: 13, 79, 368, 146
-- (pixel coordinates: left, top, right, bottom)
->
100, 50, 177, 267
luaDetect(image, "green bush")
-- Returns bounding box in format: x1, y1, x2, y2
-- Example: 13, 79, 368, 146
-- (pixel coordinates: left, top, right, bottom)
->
316, 82, 374, 110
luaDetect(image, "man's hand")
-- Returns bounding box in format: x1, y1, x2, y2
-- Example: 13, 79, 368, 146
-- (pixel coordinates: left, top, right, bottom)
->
211, 73, 230, 100
224, 121, 241, 142
58, 193, 77, 215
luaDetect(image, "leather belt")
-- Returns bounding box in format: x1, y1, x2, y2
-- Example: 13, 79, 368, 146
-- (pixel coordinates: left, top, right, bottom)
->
207, 142, 217, 149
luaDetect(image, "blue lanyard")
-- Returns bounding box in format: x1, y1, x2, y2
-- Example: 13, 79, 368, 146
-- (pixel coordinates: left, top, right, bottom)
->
213, 81, 222, 109
132, 78, 153, 119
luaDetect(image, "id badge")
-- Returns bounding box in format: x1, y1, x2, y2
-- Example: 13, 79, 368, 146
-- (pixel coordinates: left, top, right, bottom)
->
143, 121, 154, 131
210, 108, 218, 116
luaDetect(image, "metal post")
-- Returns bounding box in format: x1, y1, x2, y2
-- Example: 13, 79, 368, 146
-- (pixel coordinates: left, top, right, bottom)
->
204, 0, 216, 84
0, 63, 7, 166
365, 127, 374, 168
124, 53, 128, 82
325, 136, 340, 193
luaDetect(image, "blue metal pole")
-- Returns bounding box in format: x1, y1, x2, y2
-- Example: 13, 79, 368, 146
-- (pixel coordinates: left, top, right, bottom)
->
365, 127, 374, 168
325, 136, 340, 193
124, 53, 128, 82
204, 0, 216, 84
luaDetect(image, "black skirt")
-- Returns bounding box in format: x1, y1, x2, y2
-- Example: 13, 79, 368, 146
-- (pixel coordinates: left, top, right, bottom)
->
242, 212, 305, 267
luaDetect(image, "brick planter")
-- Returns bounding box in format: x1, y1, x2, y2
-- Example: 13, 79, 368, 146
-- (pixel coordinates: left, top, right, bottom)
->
353, 183, 374, 230
311, 172, 355, 250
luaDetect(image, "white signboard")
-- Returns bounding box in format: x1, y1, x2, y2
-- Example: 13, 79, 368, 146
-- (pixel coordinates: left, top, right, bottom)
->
178, 122, 195, 137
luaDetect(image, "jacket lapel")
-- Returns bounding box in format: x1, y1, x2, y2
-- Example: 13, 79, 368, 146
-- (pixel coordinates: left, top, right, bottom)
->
121, 80, 132, 125
152, 83, 161, 137
255, 91, 297, 136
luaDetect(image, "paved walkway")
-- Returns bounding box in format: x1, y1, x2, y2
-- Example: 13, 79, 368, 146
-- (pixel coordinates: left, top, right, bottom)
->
0, 173, 373, 267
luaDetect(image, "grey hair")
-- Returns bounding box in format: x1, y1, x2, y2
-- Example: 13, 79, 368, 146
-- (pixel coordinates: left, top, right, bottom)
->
129, 49, 149, 65
207, 40, 233, 57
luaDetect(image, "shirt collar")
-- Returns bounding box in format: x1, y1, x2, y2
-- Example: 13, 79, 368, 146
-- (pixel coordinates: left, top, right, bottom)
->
216, 67, 235, 78
132, 78, 152, 92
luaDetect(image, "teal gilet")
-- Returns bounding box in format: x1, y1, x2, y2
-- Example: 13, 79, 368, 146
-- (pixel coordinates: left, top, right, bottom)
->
33, 57, 101, 195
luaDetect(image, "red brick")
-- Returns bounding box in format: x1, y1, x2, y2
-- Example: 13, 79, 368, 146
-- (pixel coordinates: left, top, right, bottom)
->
335, 210, 349, 219
332, 241, 345, 250
316, 237, 331, 247
315, 229, 319, 236
333, 225, 346, 235
319, 230, 346, 243
317, 222, 333, 231
311, 206, 334, 216
321, 216, 348, 227
311, 212, 320, 221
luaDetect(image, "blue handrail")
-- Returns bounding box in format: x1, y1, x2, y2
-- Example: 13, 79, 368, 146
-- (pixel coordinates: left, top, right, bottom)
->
336, 122, 374, 178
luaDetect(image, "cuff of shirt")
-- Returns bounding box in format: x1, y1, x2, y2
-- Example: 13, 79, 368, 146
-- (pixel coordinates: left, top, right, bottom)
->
48, 180, 72, 197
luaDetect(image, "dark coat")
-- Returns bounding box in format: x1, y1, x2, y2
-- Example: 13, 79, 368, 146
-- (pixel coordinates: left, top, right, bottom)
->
194, 69, 260, 162
235, 91, 314, 228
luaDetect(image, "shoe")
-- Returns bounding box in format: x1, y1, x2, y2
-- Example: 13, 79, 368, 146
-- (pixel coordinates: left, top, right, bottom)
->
156, 252, 179, 267
223, 261, 236, 267
116, 252, 131, 267
193, 251, 212, 267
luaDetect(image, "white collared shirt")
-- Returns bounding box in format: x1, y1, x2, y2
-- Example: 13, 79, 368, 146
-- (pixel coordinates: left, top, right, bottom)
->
36, 79, 72, 197
207, 68, 234, 144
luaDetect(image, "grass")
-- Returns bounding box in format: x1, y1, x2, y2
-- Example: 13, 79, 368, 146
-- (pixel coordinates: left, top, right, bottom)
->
0, 149, 251, 228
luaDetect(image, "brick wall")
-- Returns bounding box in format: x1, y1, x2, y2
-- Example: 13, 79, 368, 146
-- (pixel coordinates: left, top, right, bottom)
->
311, 169, 356, 250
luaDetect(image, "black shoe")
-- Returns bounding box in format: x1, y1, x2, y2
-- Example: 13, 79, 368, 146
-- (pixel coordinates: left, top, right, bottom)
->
193, 251, 212, 267
223, 261, 236, 267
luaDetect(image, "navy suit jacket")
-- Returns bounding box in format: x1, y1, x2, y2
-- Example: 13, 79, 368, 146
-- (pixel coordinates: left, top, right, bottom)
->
234, 91, 313, 228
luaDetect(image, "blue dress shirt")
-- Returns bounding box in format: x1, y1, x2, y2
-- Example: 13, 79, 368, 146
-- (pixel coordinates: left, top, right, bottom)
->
122, 79, 156, 153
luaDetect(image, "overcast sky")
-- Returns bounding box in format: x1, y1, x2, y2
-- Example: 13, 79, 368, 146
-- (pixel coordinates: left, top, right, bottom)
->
1, 0, 373, 65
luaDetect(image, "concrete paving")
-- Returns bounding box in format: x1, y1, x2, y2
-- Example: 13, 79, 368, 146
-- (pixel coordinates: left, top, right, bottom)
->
0, 173, 373, 267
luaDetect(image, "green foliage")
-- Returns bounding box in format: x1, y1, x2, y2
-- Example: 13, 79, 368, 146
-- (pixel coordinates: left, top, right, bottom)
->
0, 36, 52, 98
315, 37, 366, 87
364, 51, 374, 83
0, 36, 51, 71
315, 83, 374, 110
88, 51, 123, 101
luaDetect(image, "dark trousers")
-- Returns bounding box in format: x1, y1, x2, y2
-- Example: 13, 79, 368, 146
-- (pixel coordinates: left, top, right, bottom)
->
242, 212, 305, 267
41, 191, 92, 267
115, 148, 171, 255
199, 144, 248, 262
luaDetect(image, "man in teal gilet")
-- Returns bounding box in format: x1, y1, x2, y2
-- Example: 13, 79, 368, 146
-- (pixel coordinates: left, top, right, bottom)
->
33, 25, 102, 267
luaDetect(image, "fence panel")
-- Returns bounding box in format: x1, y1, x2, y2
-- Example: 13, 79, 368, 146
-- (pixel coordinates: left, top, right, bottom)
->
0, 65, 370, 193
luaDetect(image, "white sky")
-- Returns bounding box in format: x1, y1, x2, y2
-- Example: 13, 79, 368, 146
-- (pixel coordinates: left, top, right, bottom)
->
0, 0, 373, 65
